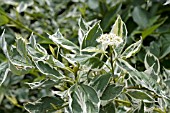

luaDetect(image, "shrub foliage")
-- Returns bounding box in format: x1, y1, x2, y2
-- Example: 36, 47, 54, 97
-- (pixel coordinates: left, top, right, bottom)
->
0, 0, 170, 113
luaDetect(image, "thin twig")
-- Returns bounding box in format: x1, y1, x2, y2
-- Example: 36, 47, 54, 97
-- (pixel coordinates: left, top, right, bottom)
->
0, 10, 46, 40
114, 98, 131, 107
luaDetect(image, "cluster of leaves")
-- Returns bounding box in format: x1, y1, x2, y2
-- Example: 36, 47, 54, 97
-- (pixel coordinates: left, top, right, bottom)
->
0, 0, 170, 113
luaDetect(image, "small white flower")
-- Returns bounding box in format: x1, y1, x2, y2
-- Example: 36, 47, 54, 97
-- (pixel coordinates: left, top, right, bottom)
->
96, 33, 123, 47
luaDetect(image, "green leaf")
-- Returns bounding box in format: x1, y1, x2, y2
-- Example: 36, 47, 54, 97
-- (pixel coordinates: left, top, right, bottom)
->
127, 90, 153, 102
149, 41, 160, 58
4, 0, 34, 6
9, 61, 33, 75
16, 0, 33, 12
16, 37, 27, 58
78, 16, 89, 32
144, 51, 160, 74
63, 54, 104, 70
9, 46, 32, 66
101, 84, 124, 100
60, 54, 91, 67
99, 102, 116, 113
148, 15, 160, 27
0, 34, 34, 75
142, 24, 159, 39
69, 54, 92, 62
27, 45, 46, 59
142, 17, 167, 39
0, 62, 10, 86
78, 28, 84, 50
78, 17, 89, 49
49, 45, 55, 56
133, 101, 144, 113
45, 55, 65, 69
144, 65, 158, 81
164, 0, 170, 5
110, 15, 127, 55
90, 73, 111, 97
24, 96, 64, 113
88, 0, 98, 10
128, 71, 162, 96
27, 34, 47, 58
122, 38, 142, 59
163, 67, 170, 80
80, 57, 104, 70
132, 6, 149, 29
27, 45, 45, 59
68, 84, 100, 113
41, 55, 73, 75
26, 79, 58, 89
45, 55, 73, 73
1, 71, 24, 86
0, 53, 6, 62
165, 79, 170, 88
0, 15, 9, 26
29, 34, 37, 49
117, 58, 136, 72
82, 21, 102, 49
49, 30, 79, 53
101, 3, 122, 31
160, 34, 170, 59
81, 47, 105, 53
8, 46, 34, 75
110, 15, 127, 39
0, 30, 8, 57
16, 2, 27, 13
34, 60, 63, 79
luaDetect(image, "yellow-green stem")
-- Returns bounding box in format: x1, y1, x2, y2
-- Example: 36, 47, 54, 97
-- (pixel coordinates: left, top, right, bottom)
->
0, 10, 46, 40
110, 46, 114, 76
114, 99, 131, 107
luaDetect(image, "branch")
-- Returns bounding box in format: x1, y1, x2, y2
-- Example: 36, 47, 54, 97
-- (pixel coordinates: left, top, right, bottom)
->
114, 98, 131, 107
0, 9, 47, 40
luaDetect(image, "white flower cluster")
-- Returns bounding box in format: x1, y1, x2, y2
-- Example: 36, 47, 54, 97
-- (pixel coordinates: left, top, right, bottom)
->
96, 33, 123, 47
